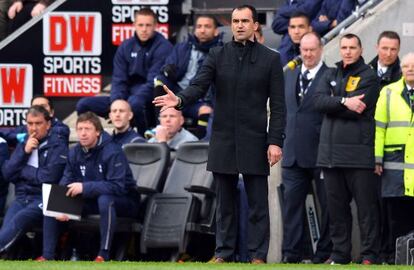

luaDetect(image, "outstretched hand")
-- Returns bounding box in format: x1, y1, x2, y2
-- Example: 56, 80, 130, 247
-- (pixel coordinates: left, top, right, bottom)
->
152, 85, 180, 111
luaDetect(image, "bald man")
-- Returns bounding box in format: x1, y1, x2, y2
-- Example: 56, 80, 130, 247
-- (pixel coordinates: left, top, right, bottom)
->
109, 99, 145, 145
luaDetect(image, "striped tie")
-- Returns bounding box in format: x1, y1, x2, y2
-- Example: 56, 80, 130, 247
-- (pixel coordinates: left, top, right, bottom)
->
409, 89, 414, 109
377, 68, 383, 78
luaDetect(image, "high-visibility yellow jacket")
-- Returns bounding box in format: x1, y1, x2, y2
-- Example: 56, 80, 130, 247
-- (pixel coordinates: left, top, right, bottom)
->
375, 78, 414, 197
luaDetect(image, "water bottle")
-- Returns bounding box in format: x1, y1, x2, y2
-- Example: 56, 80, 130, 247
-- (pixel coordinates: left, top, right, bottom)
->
144, 128, 156, 139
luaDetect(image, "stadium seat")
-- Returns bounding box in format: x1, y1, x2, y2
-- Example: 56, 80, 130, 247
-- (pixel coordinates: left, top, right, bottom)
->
140, 142, 215, 257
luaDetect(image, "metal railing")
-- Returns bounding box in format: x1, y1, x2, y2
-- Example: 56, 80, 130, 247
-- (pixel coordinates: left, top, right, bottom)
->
321, 0, 382, 44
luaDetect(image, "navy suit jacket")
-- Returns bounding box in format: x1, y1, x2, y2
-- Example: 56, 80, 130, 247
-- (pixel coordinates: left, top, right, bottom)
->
282, 63, 327, 168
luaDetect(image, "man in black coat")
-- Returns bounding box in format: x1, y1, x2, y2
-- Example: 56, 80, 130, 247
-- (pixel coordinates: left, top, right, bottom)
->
314, 33, 380, 265
153, 4, 285, 263
369, 31, 402, 90
281, 32, 331, 264
368, 30, 401, 264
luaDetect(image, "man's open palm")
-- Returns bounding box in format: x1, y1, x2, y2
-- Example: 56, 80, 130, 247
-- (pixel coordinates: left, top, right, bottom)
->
152, 85, 179, 110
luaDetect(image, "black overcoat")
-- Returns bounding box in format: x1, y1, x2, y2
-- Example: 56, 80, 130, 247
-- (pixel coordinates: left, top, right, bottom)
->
177, 40, 286, 175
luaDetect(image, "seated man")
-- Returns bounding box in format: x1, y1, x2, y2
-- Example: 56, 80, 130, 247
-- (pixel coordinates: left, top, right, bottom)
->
155, 14, 222, 138
40, 112, 140, 262
0, 0, 11, 41
276, 11, 313, 66
0, 106, 67, 253
311, 0, 352, 36
109, 99, 146, 145
76, 8, 172, 135
272, 0, 322, 36
148, 108, 198, 150
7, 0, 54, 34
0, 95, 70, 146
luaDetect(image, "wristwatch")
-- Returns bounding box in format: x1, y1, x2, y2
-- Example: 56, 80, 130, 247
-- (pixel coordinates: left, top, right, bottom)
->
175, 96, 184, 110
341, 97, 347, 105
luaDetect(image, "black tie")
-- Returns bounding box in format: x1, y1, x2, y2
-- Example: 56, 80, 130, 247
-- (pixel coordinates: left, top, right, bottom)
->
298, 70, 310, 105
301, 70, 310, 90
408, 88, 414, 109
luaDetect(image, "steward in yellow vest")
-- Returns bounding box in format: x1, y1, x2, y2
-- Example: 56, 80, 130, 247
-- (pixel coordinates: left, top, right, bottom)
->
374, 53, 414, 262
375, 77, 414, 197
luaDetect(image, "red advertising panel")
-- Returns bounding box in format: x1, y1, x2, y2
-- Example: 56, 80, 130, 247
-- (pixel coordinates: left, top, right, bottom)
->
0, 0, 176, 126
0, 64, 32, 126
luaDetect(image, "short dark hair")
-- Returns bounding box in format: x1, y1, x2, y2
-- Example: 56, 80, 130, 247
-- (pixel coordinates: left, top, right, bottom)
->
76, 112, 103, 133
27, 105, 51, 122
31, 95, 54, 111
341, 33, 362, 47
233, 4, 258, 23
289, 11, 310, 26
195, 14, 218, 28
377, 31, 400, 45
134, 8, 157, 23
255, 23, 264, 39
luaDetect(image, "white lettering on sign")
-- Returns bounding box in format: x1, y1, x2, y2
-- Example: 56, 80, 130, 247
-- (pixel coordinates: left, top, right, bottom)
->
0, 108, 28, 126
112, 5, 168, 23
111, 0, 169, 5
43, 75, 101, 97
43, 12, 102, 56
43, 57, 101, 74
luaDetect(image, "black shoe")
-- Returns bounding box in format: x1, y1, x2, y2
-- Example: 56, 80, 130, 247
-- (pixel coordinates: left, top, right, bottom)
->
281, 256, 300, 263
312, 256, 328, 264
324, 257, 351, 265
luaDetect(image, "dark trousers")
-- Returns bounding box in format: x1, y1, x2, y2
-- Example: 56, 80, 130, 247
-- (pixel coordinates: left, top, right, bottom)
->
281, 166, 331, 262
213, 172, 269, 261
42, 194, 139, 260
76, 95, 152, 135
236, 179, 249, 262
0, 181, 9, 216
378, 181, 392, 263
0, 198, 43, 251
384, 196, 414, 260
324, 168, 380, 263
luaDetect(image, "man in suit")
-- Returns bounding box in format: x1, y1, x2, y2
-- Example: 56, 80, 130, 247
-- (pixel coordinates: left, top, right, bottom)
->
369, 30, 401, 264
281, 32, 331, 263
153, 5, 285, 263
369, 31, 402, 90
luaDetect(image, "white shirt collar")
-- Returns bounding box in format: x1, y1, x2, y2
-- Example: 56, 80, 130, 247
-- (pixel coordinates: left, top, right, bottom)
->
301, 60, 323, 80
377, 61, 388, 74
